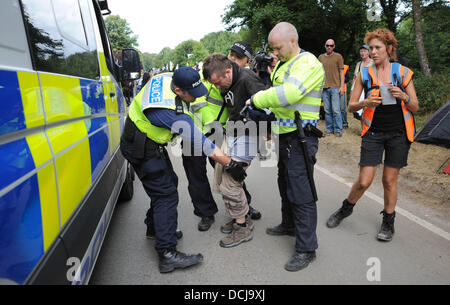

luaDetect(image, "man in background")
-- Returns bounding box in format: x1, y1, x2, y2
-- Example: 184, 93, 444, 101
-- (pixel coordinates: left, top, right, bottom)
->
319, 39, 345, 137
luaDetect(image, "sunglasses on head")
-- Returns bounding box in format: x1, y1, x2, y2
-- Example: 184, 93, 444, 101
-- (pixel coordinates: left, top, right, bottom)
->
326, 44, 334, 47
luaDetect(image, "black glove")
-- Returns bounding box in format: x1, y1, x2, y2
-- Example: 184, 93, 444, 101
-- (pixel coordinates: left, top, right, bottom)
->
224, 160, 248, 182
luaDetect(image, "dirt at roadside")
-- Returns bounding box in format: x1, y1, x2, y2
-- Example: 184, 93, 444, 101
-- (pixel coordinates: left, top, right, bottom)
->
316, 116, 450, 212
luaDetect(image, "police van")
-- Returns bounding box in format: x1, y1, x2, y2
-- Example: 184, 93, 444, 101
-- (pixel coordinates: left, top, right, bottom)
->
0, 0, 141, 284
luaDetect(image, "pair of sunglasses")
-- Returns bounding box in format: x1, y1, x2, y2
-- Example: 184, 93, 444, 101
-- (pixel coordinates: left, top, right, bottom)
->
326, 44, 335, 47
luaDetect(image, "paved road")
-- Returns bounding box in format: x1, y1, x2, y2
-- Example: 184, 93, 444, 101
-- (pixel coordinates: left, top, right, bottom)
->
90, 144, 450, 285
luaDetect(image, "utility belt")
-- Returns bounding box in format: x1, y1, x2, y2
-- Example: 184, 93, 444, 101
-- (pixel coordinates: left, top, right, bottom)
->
122, 116, 166, 159
279, 123, 324, 140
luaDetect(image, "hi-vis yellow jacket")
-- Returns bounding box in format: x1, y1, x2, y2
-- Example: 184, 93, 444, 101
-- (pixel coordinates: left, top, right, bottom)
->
128, 73, 193, 144
251, 51, 325, 134
190, 79, 229, 135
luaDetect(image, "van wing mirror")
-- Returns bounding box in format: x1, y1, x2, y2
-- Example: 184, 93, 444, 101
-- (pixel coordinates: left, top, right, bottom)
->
122, 48, 141, 81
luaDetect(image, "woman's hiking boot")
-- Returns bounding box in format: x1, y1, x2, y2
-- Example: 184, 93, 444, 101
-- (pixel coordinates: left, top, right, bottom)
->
377, 210, 395, 242
326, 199, 355, 228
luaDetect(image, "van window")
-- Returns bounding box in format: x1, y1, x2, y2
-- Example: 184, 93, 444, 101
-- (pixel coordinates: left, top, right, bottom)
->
21, 0, 100, 80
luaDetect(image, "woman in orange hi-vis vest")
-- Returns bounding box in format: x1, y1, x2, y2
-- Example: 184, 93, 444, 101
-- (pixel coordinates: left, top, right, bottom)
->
326, 28, 419, 242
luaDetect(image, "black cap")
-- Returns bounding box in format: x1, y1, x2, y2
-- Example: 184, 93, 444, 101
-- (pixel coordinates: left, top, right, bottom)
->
172, 67, 207, 98
229, 41, 253, 59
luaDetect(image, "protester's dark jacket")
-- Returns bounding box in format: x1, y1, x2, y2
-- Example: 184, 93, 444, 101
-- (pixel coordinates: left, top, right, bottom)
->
222, 62, 268, 121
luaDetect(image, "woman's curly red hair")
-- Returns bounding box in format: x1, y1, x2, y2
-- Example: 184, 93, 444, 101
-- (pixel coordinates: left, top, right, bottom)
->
365, 28, 398, 61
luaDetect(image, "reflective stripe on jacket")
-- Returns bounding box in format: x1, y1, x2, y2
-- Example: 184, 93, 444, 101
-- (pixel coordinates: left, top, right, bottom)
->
252, 51, 324, 134
128, 73, 192, 144
190, 79, 229, 135
361, 63, 415, 142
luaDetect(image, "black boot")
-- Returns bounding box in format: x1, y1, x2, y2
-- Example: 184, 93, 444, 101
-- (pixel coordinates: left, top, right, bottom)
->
377, 210, 395, 241
198, 216, 215, 231
326, 199, 355, 228
158, 250, 203, 273
266, 224, 295, 236
284, 251, 316, 272
247, 205, 262, 220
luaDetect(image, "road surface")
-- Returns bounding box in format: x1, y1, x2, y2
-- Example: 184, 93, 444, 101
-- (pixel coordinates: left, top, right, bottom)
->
90, 142, 450, 285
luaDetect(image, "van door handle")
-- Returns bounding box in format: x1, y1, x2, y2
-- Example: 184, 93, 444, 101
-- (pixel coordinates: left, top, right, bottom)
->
110, 91, 116, 98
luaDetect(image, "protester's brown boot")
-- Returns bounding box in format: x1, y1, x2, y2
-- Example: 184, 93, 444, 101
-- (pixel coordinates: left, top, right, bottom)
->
220, 217, 254, 234
219, 223, 253, 248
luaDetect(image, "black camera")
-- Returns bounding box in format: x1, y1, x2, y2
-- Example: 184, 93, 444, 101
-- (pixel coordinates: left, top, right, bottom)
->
251, 40, 273, 73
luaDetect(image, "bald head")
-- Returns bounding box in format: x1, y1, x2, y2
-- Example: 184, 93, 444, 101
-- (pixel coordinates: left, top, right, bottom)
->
325, 39, 336, 54
268, 22, 300, 62
269, 22, 299, 44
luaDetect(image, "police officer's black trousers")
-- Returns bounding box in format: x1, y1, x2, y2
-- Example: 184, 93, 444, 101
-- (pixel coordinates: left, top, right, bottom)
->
277, 134, 319, 252
121, 141, 179, 254
182, 154, 218, 218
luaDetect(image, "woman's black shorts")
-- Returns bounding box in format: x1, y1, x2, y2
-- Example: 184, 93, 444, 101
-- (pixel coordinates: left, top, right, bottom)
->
359, 130, 411, 168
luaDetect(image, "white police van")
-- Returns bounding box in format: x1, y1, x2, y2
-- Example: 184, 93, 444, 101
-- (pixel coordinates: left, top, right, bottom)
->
0, 0, 141, 284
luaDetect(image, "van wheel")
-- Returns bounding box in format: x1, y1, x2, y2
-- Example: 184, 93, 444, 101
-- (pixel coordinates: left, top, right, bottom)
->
119, 162, 134, 202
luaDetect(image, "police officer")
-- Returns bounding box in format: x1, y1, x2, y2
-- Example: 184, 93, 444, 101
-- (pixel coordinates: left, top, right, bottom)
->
120, 67, 245, 273
247, 22, 325, 271
228, 41, 253, 68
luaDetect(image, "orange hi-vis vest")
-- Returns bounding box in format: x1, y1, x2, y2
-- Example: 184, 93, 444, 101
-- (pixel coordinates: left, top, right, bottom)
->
361, 62, 415, 142
344, 64, 349, 93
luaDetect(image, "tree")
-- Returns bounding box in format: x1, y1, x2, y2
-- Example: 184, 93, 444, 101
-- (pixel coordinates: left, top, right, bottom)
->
223, 0, 370, 62
378, 0, 401, 33
396, 1, 448, 74
141, 52, 159, 70
158, 47, 174, 69
200, 31, 243, 54
412, 0, 432, 76
172, 40, 209, 66
104, 15, 138, 50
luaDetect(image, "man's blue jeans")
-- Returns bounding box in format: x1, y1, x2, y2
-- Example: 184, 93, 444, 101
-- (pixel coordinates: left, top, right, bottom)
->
322, 88, 342, 133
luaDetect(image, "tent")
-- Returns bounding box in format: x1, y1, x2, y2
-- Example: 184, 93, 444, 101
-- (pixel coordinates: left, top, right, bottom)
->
415, 101, 450, 149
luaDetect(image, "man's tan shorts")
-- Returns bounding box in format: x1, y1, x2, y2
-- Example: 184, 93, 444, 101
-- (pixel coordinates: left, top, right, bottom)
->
214, 164, 249, 219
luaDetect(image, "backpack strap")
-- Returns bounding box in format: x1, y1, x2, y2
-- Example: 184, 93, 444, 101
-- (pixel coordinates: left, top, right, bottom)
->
362, 64, 379, 98
391, 62, 404, 92
361, 66, 370, 98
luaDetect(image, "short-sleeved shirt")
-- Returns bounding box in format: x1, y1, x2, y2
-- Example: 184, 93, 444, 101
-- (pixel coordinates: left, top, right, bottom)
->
318, 52, 344, 88
144, 108, 215, 157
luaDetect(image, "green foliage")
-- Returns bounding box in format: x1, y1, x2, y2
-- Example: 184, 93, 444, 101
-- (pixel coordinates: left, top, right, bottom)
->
396, 1, 450, 75
140, 29, 250, 70
414, 72, 450, 114
141, 52, 159, 71
200, 31, 243, 54
132, 0, 449, 93
173, 40, 209, 66
223, 0, 375, 63
104, 15, 138, 50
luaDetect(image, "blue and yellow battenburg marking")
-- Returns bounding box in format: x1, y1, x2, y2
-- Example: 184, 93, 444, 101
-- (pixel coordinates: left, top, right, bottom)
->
0, 69, 126, 284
